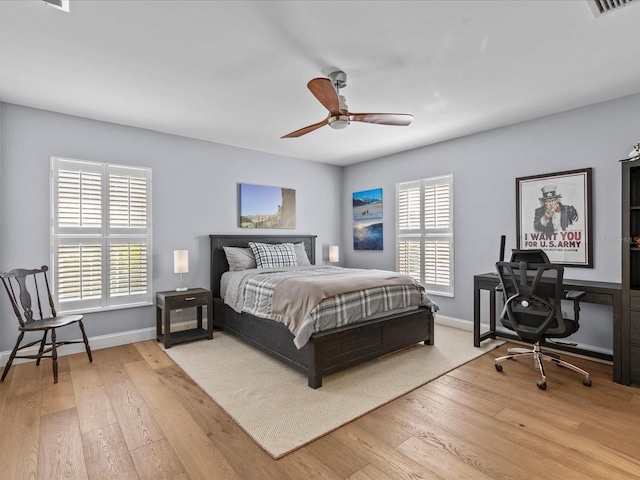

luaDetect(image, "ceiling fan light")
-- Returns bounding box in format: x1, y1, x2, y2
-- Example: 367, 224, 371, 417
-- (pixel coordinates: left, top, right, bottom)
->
328, 115, 349, 130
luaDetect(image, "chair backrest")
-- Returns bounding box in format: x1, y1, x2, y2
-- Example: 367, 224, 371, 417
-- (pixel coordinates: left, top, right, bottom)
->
496, 257, 566, 343
0, 266, 56, 327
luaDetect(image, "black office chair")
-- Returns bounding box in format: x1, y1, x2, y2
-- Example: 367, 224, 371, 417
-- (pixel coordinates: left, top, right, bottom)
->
494, 250, 591, 390
1, 265, 93, 383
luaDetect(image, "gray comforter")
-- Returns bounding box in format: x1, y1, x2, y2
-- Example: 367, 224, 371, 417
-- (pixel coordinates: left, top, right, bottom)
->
223, 266, 438, 348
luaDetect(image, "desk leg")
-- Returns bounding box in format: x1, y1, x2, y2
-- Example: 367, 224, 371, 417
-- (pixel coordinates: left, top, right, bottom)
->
474, 277, 481, 347
475, 276, 499, 346
489, 288, 496, 339
197, 305, 203, 330
612, 290, 623, 384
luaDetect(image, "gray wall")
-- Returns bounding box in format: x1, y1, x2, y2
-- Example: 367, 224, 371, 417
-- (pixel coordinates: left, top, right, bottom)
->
342, 92, 640, 353
0, 103, 342, 352
3, 92, 638, 356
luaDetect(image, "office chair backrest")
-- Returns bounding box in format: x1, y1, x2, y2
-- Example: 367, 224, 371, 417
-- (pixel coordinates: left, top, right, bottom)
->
0, 266, 56, 327
496, 258, 567, 343
510, 249, 550, 264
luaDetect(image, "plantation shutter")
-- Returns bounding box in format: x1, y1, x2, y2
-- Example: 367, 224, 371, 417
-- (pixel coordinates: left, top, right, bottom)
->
52, 158, 152, 313
397, 175, 454, 296
109, 173, 148, 229
57, 242, 103, 304
57, 169, 102, 229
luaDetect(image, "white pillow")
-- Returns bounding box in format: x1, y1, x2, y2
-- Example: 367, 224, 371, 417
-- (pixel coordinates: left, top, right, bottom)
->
223, 246, 257, 271
293, 242, 311, 266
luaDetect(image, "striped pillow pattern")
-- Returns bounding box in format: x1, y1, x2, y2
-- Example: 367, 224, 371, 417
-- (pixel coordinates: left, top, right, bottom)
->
249, 242, 298, 268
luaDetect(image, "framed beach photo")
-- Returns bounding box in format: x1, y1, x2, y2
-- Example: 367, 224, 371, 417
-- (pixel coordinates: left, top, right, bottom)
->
516, 168, 593, 267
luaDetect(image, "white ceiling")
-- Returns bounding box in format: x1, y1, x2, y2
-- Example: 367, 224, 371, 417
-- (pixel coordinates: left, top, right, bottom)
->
1, 0, 640, 166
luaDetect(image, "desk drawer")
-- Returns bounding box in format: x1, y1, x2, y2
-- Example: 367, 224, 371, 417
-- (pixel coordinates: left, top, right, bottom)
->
168, 293, 210, 309
582, 292, 613, 306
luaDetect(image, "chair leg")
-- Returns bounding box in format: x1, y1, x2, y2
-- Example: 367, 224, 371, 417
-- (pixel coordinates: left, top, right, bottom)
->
506, 347, 531, 355
495, 351, 534, 364
495, 342, 591, 388
542, 353, 591, 384
78, 320, 92, 363
535, 351, 547, 386
36, 330, 49, 366
1, 332, 24, 382
50, 328, 58, 384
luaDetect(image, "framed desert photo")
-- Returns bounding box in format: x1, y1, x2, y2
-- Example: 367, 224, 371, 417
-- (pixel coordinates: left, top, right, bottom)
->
239, 183, 296, 228
516, 168, 593, 267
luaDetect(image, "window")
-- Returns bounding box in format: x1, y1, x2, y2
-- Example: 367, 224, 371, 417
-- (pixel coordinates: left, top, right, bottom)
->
397, 174, 454, 296
51, 157, 152, 312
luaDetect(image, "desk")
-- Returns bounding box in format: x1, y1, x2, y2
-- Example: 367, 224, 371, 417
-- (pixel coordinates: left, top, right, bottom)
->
473, 272, 623, 384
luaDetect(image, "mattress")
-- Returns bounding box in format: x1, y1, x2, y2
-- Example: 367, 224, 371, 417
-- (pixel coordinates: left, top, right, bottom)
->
222, 265, 437, 348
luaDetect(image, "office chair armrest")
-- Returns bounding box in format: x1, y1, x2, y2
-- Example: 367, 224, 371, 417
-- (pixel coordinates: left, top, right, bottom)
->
565, 290, 586, 301
565, 290, 586, 324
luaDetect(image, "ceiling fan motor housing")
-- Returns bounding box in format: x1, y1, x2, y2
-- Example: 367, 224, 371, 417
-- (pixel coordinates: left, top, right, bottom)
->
328, 115, 350, 129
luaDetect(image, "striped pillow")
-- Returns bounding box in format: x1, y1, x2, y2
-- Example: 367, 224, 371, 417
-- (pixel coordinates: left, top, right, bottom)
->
249, 242, 298, 268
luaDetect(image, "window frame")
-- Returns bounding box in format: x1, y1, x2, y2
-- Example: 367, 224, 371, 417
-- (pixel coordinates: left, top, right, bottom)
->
396, 174, 454, 297
51, 157, 153, 313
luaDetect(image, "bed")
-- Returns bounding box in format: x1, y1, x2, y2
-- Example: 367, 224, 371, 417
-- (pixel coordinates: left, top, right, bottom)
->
210, 234, 435, 388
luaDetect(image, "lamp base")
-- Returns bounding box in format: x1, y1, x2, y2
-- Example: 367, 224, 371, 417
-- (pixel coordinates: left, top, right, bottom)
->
176, 287, 188, 291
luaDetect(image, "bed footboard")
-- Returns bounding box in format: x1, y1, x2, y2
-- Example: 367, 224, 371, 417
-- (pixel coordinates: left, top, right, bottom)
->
214, 299, 434, 388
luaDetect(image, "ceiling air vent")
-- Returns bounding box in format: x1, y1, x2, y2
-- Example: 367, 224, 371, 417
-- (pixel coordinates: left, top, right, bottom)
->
587, 0, 636, 17
42, 0, 70, 13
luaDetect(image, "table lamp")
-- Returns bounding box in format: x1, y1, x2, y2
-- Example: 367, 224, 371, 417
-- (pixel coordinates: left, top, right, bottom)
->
329, 245, 339, 264
174, 250, 189, 291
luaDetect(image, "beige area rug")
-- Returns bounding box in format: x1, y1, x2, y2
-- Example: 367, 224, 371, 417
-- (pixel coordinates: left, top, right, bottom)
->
164, 324, 503, 459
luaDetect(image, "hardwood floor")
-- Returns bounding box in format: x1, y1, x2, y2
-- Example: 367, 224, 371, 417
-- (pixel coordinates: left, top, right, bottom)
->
1, 340, 639, 479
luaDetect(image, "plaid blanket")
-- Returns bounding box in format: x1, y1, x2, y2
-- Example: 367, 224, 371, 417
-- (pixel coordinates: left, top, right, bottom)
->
225, 266, 437, 348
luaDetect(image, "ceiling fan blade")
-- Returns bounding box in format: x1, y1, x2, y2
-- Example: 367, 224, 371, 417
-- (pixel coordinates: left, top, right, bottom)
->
348, 113, 414, 126
281, 118, 329, 138
308, 78, 341, 116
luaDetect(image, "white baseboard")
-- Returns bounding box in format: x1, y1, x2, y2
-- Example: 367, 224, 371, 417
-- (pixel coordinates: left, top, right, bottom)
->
434, 314, 612, 363
0, 320, 202, 367
2, 315, 612, 367
435, 314, 473, 332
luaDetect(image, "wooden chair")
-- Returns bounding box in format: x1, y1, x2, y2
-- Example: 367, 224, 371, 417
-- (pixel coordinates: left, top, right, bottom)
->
1, 265, 92, 383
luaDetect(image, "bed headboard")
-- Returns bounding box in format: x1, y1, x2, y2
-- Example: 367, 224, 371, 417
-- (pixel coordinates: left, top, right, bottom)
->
209, 234, 317, 297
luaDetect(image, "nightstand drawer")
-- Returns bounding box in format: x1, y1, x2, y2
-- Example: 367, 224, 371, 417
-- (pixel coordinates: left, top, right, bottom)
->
167, 293, 210, 309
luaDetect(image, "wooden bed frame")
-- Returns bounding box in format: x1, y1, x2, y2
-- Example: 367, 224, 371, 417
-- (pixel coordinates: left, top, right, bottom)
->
210, 234, 434, 388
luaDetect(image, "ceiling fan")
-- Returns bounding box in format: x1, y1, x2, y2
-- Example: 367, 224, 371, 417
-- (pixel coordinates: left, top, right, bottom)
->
281, 70, 413, 138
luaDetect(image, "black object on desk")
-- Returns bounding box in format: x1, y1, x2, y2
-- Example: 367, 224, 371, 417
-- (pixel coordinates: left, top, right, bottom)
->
473, 272, 623, 383
156, 288, 213, 348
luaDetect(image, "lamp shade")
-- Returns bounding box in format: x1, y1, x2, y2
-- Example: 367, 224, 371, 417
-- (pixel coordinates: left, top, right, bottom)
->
329, 245, 340, 263
174, 250, 189, 273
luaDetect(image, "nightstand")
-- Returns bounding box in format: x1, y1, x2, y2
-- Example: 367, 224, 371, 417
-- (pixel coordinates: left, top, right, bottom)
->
156, 288, 213, 348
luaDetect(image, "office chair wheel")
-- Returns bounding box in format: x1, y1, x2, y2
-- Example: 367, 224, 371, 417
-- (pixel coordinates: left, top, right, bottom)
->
537, 381, 547, 390
583, 378, 592, 387
495, 364, 503, 372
